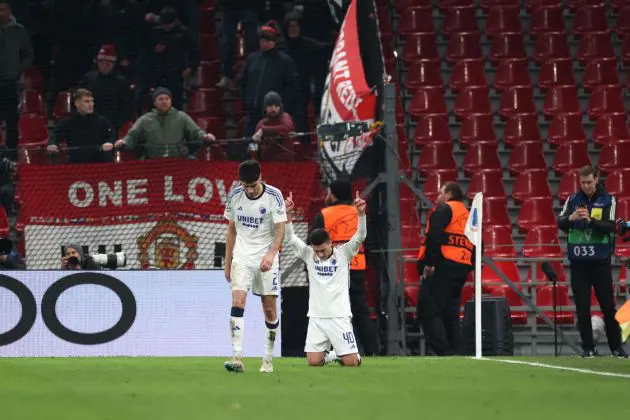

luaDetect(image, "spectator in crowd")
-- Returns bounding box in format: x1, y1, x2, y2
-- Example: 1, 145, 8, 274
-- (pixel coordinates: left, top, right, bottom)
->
216, 0, 261, 89
0, 236, 24, 270
115, 87, 215, 159
47, 89, 115, 164
0, 0, 34, 158
283, 12, 327, 138
61, 243, 100, 270
136, 7, 199, 112
251, 91, 294, 147
240, 21, 298, 138
79, 45, 133, 134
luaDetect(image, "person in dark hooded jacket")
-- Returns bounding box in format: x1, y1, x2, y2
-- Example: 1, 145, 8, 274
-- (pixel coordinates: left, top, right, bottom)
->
240, 21, 299, 138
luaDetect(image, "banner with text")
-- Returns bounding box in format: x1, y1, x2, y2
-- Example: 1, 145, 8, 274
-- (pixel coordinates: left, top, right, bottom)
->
18, 160, 317, 286
0, 270, 279, 357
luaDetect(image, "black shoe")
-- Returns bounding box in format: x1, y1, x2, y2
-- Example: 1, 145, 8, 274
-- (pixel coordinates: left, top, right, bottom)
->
581, 349, 598, 358
611, 348, 629, 358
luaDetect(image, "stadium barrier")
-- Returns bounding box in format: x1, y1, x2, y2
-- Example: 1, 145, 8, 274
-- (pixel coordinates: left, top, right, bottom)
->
0, 270, 280, 357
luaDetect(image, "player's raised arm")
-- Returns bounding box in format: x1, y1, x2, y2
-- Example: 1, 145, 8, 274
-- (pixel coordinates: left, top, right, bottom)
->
284, 192, 310, 261
340, 191, 367, 260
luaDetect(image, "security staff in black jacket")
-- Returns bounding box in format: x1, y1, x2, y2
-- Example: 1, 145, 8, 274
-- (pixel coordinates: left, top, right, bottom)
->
558, 165, 627, 358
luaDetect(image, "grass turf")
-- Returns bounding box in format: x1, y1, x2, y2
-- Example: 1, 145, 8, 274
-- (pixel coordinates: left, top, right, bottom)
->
0, 357, 628, 420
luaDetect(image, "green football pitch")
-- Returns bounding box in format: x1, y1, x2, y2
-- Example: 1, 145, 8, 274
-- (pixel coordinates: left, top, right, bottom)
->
0, 357, 628, 420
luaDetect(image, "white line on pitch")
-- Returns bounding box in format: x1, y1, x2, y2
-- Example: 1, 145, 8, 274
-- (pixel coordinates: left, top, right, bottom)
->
477, 357, 630, 379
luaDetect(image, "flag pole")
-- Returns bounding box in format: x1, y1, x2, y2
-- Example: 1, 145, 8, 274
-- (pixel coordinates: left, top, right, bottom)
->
474, 194, 483, 359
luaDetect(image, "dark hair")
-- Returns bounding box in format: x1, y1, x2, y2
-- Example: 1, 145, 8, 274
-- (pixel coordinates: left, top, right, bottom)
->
443, 182, 464, 201
239, 160, 261, 183
329, 178, 352, 202
309, 229, 330, 246
579, 165, 599, 178
160, 7, 178, 24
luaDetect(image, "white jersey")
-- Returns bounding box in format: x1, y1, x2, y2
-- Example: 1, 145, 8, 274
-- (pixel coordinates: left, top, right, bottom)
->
285, 215, 367, 318
224, 184, 287, 268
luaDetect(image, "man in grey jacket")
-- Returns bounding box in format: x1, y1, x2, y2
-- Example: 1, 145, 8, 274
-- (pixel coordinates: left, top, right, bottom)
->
0, 1, 34, 157
114, 87, 216, 159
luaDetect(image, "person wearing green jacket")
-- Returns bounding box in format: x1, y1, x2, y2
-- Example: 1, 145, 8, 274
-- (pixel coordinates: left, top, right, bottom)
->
114, 87, 215, 159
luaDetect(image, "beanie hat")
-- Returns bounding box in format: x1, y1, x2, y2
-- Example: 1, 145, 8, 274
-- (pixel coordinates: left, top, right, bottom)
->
259, 21, 279, 42
284, 11, 302, 26
97, 44, 117, 62
263, 91, 283, 110
65, 243, 85, 263
329, 179, 353, 202
152, 87, 172, 102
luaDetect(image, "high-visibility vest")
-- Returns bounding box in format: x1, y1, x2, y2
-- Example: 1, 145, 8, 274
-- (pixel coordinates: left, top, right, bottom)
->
417, 201, 473, 266
322, 204, 366, 270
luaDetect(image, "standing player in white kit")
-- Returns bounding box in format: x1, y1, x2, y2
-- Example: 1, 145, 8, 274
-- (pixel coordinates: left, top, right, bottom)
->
284, 191, 365, 367
223, 160, 286, 373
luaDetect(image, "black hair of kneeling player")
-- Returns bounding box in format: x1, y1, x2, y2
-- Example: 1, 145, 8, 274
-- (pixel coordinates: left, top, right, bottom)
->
309, 228, 330, 246
239, 160, 261, 183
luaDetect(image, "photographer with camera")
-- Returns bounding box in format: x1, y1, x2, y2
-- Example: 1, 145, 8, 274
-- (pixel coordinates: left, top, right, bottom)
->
557, 166, 627, 358
0, 237, 24, 270
61, 243, 127, 270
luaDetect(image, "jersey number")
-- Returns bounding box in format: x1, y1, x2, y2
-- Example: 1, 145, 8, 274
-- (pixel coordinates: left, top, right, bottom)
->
573, 245, 595, 257
343, 332, 355, 344
272, 272, 278, 286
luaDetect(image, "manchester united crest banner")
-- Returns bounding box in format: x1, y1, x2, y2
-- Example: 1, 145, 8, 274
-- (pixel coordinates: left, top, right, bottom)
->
18, 160, 317, 283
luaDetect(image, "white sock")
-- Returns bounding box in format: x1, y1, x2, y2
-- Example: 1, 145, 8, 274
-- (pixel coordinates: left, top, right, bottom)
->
265, 319, 279, 360
324, 350, 337, 365
230, 316, 244, 359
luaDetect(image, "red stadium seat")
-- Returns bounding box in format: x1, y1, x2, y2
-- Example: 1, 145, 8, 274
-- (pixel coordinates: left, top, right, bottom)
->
193, 115, 226, 141
486, 6, 522, 37
446, 32, 484, 63
503, 114, 541, 147
438, 0, 475, 10
450, 59, 487, 92
398, 7, 435, 35
526, 0, 562, 11
533, 32, 572, 64
195, 61, 221, 88
577, 31, 616, 63
0, 206, 9, 238
588, 86, 626, 120
53, 91, 72, 121
403, 257, 420, 285
512, 169, 553, 203
187, 89, 222, 117
573, 5, 608, 35
442, 6, 478, 36
604, 169, 630, 197
410, 87, 448, 117
558, 170, 581, 202
522, 227, 563, 258
623, 36, 630, 64
538, 59, 576, 91
494, 59, 532, 92
19, 89, 46, 118
401, 226, 422, 257
619, 265, 628, 294
552, 141, 591, 174
414, 116, 452, 147
528, 261, 567, 285
490, 33, 527, 62
118, 120, 134, 138
499, 86, 537, 119
418, 142, 457, 174
598, 141, 630, 174
481, 0, 519, 10
491, 285, 528, 325
423, 170, 458, 202
530, 6, 565, 36
462, 142, 502, 175
543, 85, 582, 120
407, 60, 443, 91
508, 141, 547, 175
459, 114, 496, 148
18, 114, 48, 145
583, 58, 620, 90
454, 86, 491, 118
617, 6, 630, 38
22, 67, 45, 95
199, 33, 219, 62
548, 114, 587, 146
483, 197, 511, 228
402, 34, 440, 63
196, 143, 228, 161
594, 114, 630, 146
481, 260, 521, 293
400, 198, 420, 226
483, 225, 517, 258
536, 285, 575, 325
467, 169, 506, 198
517, 197, 556, 231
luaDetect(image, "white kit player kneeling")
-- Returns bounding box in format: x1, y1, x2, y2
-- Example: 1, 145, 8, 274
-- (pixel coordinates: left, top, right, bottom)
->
285, 190, 365, 367
223, 160, 287, 373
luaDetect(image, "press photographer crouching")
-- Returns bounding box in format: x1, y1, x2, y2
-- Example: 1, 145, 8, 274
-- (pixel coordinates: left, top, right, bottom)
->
61, 243, 126, 270
0, 237, 24, 270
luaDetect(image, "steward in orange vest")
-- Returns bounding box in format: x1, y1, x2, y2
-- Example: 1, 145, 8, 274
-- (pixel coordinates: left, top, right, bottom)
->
417, 182, 474, 356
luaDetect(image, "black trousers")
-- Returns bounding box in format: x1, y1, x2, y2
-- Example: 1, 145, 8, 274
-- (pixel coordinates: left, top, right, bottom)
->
418, 268, 466, 356
350, 271, 378, 356
570, 260, 622, 351
0, 82, 19, 155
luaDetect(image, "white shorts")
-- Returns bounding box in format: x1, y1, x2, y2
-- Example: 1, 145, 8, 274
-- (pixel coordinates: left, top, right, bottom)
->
304, 317, 358, 356
231, 261, 280, 296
